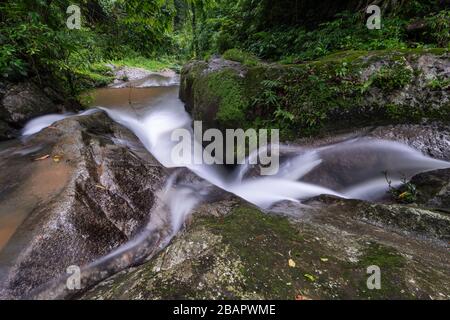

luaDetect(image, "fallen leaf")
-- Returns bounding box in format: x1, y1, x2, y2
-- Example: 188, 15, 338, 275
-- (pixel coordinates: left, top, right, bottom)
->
255, 235, 265, 242
288, 259, 296, 268
304, 273, 316, 282
52, 155, 63, 163
34, 154, 50, 161
320, 257, 329, 262
275, 252, 284, 257
398, 191, 409, 199
295, 294, 312, 300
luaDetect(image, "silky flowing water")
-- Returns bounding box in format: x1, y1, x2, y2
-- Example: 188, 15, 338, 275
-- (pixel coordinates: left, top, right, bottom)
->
1, 75, 449, 298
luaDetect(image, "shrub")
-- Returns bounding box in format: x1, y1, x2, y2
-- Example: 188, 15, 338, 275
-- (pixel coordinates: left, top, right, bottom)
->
222, 49, 260, 67
371, 61, 414, 92
425, 10, 450, 47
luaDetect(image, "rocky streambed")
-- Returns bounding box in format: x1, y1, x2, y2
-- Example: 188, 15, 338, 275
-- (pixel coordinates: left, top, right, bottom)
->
0, 58, 449, 300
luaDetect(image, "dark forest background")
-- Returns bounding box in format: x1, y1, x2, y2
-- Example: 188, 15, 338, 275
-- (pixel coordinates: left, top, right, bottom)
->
1, 0, 448, 97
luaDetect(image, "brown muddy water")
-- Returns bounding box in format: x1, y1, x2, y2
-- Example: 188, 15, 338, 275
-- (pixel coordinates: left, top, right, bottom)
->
0, 142, 73, 252
87, 86, 179, 114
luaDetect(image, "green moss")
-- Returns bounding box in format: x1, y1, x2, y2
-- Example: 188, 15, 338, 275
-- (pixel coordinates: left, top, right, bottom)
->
255, 49, 447, 136
202, 206, 308, 299
244, 50, 420, 137
312, 50, 369, 65
269, 60, 369, 137
358, 243, 405, 268
389, 47, 448, 56
371, 61, 413, 91
200, 206, 410, 299
426, 77, 450, 90
73, 68, 114, 90
195, 69, 249, 128
82, 203, 447, 300
111, 57, 180, 72
223, 49, 261, 67
353, 243, 410, 299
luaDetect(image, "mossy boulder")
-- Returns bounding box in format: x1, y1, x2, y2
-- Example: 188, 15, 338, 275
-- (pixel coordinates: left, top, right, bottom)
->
180, 49, 450, 139
180, 59, 251, 131
81, 198, 450, 300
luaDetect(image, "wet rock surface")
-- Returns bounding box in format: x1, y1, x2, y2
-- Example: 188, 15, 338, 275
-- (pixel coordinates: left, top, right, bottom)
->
1, 60, 450, 300
79, 121, 450, 301
61, 97, 447, 301
368, 122, 450, 161
291, 121, 450, 161
1, 82, 58, 125
0, 111, 167, 299
81, 199, 450, 300
0, 120, 11, 140
411, 168, 450, 212
108, 65, 179, 89
0, 81, 75, 140
283, 122, 450, 193
307, 196, 450, 242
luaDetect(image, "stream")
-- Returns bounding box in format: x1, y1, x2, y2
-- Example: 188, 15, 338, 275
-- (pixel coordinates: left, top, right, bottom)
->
1, 73, 450, 298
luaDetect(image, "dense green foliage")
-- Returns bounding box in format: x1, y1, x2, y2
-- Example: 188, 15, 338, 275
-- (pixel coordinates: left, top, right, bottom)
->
179, 0, 449, 140
1, 0, 448, 104
184, 47, 449, 139
0, 0, 209, 97
193, 0, 449, 61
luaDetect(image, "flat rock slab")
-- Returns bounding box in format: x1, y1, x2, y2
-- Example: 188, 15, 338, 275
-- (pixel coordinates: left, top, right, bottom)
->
109, 66, 179, 89
81, 197, 450, 300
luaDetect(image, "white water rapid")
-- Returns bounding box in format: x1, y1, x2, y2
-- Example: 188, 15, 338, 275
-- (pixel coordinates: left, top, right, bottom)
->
22, 86, 450, 234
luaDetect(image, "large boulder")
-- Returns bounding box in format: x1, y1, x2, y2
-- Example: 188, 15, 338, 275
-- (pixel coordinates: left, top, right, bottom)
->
368, 122, 450, 161
180, 49, 450, 138
0, 111, 168, 299
0, 120, 11, 140
1, 82, 59, 125
107, 65, 179, 89
411, 168, 450, 212
0, 81, 77, 140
